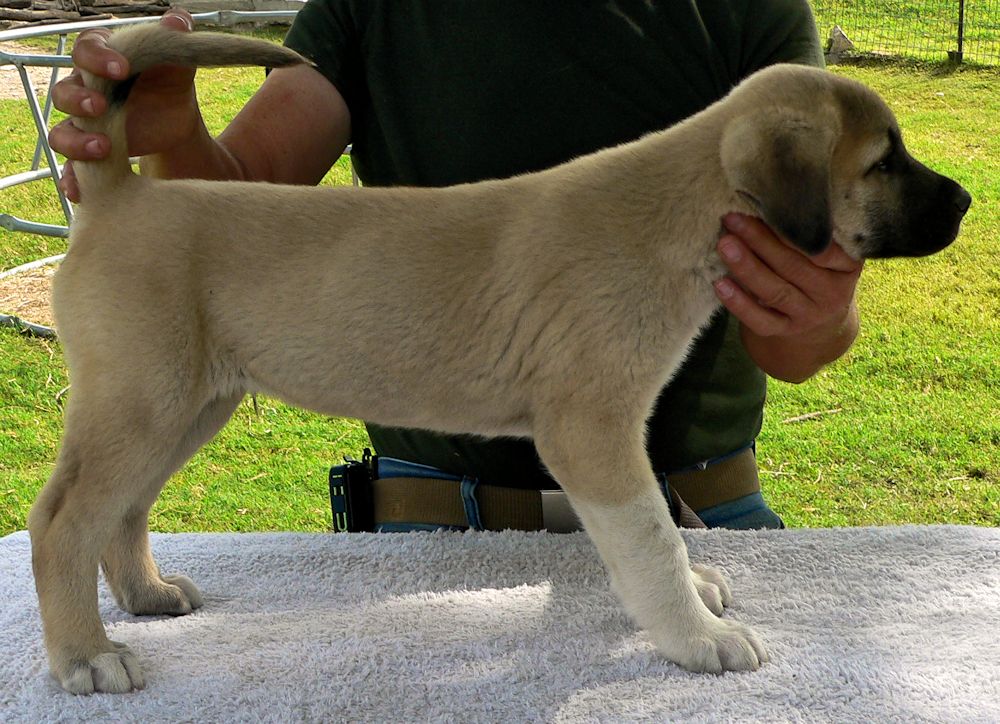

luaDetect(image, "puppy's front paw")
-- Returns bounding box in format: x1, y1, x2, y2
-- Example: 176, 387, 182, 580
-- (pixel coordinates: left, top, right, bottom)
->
654, 615, 767, 673
691, 564, 732, 616
56, 641, 145, 695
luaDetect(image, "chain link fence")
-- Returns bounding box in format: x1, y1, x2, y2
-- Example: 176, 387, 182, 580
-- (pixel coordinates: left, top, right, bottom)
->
810, 0, 1000, 65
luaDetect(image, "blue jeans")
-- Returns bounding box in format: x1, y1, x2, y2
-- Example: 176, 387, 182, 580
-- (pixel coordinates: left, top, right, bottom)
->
690, 492, 784, 529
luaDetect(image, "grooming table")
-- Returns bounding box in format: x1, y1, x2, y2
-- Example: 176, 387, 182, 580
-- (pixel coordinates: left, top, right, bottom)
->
2, 526, 998, 721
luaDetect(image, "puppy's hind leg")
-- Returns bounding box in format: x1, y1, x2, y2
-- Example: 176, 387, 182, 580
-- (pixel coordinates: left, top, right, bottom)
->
534, 403, 767, 673
28, 379, 220, 694
100, 392, 243, 617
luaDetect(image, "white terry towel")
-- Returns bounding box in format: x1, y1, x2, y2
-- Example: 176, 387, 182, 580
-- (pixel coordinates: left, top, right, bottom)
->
2, 525, 998, 722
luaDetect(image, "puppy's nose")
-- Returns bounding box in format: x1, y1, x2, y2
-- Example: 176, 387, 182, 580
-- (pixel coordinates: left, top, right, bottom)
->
955, 186, 972, 215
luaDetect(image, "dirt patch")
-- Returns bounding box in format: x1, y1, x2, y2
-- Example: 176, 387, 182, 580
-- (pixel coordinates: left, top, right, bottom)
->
0, 40, 63, 100
0, 264, 57, 328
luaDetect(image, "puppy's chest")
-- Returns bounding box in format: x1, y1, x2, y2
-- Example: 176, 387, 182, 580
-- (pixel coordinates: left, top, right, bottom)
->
661, 242, 728, 306
692, 250, 729, 289
634, 263, 724, 349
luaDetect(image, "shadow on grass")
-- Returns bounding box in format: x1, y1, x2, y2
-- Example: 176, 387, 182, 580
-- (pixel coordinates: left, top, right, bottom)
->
832, 52, 1000, 78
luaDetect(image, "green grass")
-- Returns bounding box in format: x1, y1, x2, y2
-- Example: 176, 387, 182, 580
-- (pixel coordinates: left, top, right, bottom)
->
1, 47, 997, 535
760, 61, 999, 527
810, 0, 1000, 65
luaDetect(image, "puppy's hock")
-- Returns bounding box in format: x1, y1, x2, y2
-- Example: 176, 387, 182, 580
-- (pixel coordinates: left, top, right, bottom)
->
72, 25, 308, 193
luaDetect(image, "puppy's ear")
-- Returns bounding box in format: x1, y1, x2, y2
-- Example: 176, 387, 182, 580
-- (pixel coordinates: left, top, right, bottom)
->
720, 112, 836, 255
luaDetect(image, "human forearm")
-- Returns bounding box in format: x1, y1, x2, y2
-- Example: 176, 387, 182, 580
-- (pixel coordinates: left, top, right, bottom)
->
740, 299, 859, 383
138, 112, 247, 181
136, 64, 347, 184
713, 213, 864, 383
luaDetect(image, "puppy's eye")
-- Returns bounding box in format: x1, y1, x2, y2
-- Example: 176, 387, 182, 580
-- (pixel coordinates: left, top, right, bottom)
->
867, 155, 892, 175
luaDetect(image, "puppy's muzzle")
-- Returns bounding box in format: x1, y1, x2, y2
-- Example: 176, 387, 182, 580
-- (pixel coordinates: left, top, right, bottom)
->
867, 170, 972, 259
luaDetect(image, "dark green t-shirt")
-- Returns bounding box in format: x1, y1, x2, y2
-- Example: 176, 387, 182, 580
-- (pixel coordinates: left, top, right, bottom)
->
284, 0, 824, 487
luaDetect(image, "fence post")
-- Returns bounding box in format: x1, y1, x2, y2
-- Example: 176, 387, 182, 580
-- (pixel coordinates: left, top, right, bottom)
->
949, 0, 966, 63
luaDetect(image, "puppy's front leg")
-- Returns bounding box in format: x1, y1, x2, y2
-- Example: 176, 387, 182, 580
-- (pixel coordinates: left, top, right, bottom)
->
535, 415, 766, 673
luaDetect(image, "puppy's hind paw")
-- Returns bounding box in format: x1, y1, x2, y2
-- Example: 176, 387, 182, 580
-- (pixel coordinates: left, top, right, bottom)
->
119, 573, 203, 616
58, 641, 145, 695
162, 574, 204, 611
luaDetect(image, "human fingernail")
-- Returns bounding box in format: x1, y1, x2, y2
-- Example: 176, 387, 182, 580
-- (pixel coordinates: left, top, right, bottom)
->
107, 61, 122, 77
723, 213, 747, 232
714, 279, 736, 299
719, 238, 742, 263
85, 139, 102, 156
166, 12, 193, 30
81, 97, 95, 115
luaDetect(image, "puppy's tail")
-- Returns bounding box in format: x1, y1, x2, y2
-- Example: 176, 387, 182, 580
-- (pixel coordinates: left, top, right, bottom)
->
73, 24, 307, 197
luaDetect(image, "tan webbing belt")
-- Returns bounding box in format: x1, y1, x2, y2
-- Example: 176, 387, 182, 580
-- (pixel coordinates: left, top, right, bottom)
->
374, 478, 545, 530
665, 447, 760, 512
371, 447, 758, 532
